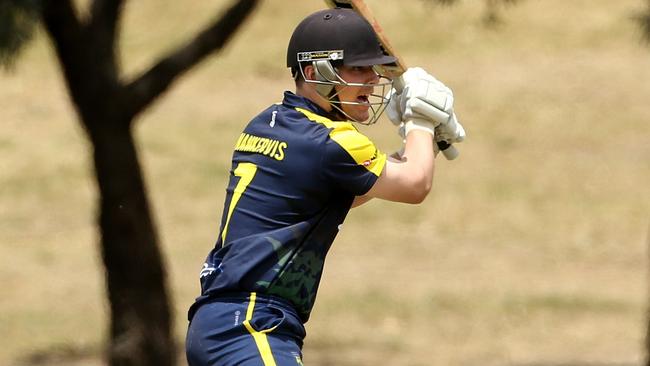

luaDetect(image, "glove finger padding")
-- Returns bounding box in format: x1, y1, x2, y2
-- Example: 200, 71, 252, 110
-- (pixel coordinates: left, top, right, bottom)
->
404, 78, 454, 112
404, 97, 450, 126
385, 88, 402, 126
391, 67, 462, 146
434, 113, 466, 144
448, 114, 466, 143
399, 76, 455, 128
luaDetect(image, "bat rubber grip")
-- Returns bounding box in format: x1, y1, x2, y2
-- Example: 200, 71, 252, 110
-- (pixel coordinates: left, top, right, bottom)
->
437, 141, 459, 160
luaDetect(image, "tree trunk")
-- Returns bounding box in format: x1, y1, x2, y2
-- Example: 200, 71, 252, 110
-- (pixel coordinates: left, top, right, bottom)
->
41, 3, 176, 363
40, 1, 260, 364
88, 119, 174, 366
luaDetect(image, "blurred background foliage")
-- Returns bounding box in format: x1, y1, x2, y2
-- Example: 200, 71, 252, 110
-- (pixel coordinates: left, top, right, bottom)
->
0, 0, 40, 67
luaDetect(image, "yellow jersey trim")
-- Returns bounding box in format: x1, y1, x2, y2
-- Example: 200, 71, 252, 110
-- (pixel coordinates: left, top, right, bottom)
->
221, 162, 258, 244
243, 292, 278, 366
295, 107, 386, 177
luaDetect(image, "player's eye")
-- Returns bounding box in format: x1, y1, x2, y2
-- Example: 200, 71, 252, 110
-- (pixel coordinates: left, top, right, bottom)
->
350, 66, 373, 73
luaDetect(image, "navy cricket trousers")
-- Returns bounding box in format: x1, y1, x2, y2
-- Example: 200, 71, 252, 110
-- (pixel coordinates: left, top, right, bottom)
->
186, 292, 306, 366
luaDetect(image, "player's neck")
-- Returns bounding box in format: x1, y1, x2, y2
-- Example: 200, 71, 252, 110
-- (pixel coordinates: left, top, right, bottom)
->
296, 84, 332, 113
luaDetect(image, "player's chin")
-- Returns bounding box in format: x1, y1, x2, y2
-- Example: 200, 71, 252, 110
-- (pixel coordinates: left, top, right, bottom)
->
342, 100, 370, 122
349, 108, 370, 122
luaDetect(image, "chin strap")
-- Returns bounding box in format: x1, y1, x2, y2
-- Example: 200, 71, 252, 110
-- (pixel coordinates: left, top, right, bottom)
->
326, 93, 350, 121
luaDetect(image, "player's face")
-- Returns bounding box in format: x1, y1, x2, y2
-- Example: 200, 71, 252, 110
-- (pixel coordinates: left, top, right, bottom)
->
335, 66, 379, 122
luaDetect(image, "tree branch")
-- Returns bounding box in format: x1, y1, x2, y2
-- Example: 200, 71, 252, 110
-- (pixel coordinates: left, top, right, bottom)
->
41, 0, 83, 66
88, 0, 124, 50
124, 0, 259, 119
641, 0, 650, 44
42, 0, 124, 126
0, 0, 41, 68
85, 0, 124, 92
41, 0, 96, 115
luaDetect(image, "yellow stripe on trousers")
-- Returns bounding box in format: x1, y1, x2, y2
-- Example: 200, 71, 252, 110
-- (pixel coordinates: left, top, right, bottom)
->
243, 292, 278, 366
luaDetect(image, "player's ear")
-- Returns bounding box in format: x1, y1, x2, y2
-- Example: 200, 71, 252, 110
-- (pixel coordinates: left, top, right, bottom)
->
302, 64, 316, 81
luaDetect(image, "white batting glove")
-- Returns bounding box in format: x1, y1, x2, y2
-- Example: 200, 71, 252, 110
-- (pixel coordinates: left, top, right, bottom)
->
435, 113, 466, 144
401, 73, 454, 128
386, 67, 451, 126
385, 88, 403, 126
387, 67, 458, 140
399, 67, 441, 88
388, 89, 436, 138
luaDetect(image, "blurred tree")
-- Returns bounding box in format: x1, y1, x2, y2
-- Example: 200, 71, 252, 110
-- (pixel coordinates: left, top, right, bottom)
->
424, 0, 523, 26
641, 0, 650, 43
483, 0, 521, 26
0, 0, 40, 68
1, 0, 259, 365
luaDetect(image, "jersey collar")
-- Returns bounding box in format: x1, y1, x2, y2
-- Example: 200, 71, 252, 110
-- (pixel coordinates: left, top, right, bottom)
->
282, 91, 343, 121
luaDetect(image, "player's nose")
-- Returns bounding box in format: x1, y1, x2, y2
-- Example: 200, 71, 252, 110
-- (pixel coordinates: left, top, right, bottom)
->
365, 69, 380, 84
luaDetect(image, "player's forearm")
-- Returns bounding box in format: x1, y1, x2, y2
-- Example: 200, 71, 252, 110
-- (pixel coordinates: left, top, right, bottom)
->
401, 130, 435, 200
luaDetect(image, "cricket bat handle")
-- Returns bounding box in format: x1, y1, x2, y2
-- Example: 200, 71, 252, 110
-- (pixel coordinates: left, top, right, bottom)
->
436, 141, 459, 160
392, 77, 459, 161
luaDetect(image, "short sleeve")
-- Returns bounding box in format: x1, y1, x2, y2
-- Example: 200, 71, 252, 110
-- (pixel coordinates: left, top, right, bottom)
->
322, 123, 387, 196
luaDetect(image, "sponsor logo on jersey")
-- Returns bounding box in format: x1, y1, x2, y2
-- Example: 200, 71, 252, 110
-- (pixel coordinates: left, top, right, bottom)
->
269, 110, 277, 127
362, 149, 378, 167
199, 262, 221, 278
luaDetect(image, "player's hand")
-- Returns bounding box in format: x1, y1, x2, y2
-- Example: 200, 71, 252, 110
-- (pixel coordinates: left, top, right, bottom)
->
400, 68, 454, 128
386, 68, 450, 122
400, 68, 466, 158
388, 91, 436, 137
397, 121, 453, 160
388, 67, 465, 154
435, 112, 466, 144
385, 87, 402, 126
387, 68, 454, 124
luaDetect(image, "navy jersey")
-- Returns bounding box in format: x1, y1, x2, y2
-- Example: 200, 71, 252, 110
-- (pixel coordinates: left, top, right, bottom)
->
190, 91, 386, 322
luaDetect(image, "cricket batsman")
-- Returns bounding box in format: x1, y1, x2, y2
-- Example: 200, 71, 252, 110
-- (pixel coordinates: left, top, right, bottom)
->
185, 7, 466, 366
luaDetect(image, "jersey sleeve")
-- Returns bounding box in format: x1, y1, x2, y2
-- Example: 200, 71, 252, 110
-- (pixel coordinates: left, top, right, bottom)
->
321, 124, 387, 196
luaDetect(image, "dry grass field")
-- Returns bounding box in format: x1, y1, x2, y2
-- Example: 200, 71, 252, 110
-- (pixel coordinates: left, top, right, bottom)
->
1, 0, 649, 365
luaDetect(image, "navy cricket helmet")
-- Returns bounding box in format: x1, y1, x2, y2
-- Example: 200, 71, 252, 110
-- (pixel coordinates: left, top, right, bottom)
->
286, 8, 396, 70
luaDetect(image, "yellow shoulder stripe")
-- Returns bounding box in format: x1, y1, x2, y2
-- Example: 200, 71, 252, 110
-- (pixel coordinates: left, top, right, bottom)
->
295, 107, 386, 177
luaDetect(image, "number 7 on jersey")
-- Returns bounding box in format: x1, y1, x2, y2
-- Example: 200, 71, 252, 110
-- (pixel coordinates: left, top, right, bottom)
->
221, 162, 257, 243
